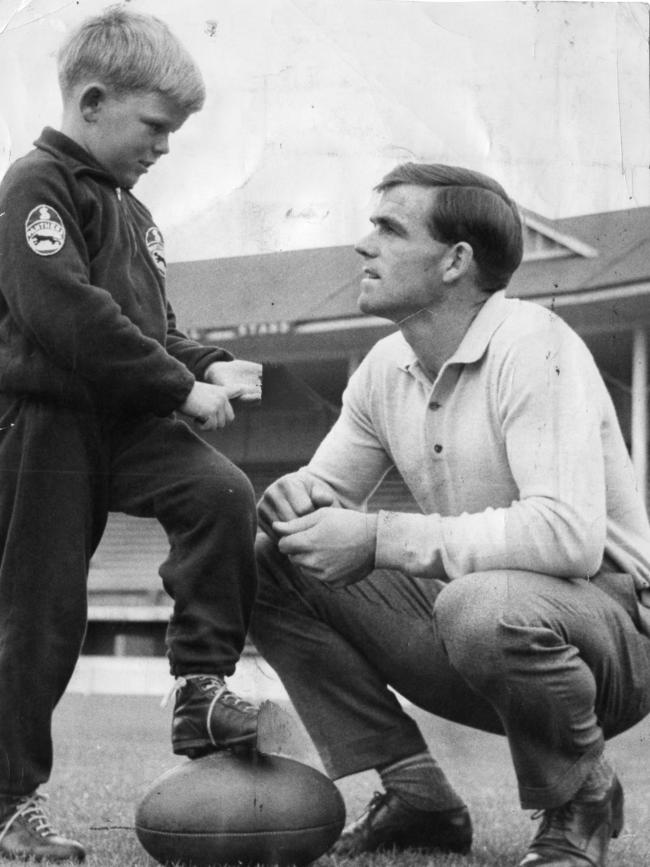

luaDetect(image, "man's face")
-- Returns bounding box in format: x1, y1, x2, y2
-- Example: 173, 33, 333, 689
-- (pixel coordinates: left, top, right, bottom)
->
86, 90, 187, 189
355, 184, 452, 324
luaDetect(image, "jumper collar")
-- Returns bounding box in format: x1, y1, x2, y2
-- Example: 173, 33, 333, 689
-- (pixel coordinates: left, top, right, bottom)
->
397, 290, 518, 378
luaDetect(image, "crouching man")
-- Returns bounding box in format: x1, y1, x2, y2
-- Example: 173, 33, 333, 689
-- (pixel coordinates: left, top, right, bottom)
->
251, 162, 650, 867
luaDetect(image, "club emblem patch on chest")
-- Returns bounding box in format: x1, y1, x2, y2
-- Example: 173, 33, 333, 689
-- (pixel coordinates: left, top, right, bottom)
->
145, 226, 166, 275
25, 205, 66, 256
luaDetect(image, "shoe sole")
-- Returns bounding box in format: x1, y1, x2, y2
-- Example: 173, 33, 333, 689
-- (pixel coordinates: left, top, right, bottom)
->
522, 775, 625, 866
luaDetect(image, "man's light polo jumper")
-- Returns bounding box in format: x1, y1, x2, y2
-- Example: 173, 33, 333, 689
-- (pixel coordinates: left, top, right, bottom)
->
303, 291, 650, 589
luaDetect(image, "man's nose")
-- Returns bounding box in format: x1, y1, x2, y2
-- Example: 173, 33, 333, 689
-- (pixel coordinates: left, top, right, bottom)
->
355, 232, 376, 258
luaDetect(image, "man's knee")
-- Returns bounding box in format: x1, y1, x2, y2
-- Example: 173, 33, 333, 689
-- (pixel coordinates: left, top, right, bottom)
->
250, 532, 291, 651
251, 531, 324, 651
435, 571, 509, 626
253, 531, 302, 604
255, 530, 278, 575
434, 571, 512, 672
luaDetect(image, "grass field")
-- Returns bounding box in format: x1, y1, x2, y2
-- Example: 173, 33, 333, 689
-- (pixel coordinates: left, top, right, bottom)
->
27, 693, 650, 866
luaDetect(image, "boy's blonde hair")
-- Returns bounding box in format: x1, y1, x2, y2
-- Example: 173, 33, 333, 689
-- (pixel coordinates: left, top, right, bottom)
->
57, 6, 205, 115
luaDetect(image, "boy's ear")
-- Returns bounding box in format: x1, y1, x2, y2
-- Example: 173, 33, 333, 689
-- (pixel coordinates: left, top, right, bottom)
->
79, 84, 107, 123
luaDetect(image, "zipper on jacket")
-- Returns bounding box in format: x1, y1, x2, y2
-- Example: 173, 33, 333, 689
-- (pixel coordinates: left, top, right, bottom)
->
116, 187, 138, 258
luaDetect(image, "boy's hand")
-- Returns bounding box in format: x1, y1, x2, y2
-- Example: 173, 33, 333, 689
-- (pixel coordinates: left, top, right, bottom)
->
204, 360, 262, 402
180, 381, 237, 430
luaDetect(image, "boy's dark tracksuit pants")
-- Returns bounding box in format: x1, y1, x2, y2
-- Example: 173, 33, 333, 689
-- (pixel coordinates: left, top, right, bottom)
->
0, 398, 257, 796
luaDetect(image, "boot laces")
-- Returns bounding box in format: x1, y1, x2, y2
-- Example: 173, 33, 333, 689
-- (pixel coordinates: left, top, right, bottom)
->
161, 674, 224, 708
161, 675, 255, 713
338, 792, 387, 846
213, 685, 257, 713
0, 794, 56, 844
189, 675, 257, 713
530, 802, 575, 846
367, 791, 388, 814
354, 792, 387, 828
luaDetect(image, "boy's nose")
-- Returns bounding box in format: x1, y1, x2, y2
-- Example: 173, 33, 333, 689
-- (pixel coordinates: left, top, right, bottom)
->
153, 134, 170, 156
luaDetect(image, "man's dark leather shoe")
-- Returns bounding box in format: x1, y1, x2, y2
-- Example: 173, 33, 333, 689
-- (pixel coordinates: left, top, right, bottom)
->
329, 789, 472, 857
519, 775, 624, 866
171, 674, 258, 757
0, 793, 85, 862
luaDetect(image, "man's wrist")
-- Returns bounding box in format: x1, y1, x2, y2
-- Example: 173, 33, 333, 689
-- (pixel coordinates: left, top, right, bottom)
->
374, 510, 446, 579
366, 513, 379, 568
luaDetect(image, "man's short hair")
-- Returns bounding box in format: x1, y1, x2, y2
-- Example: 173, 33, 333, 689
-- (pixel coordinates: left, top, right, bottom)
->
376, 163, 524, 292
57, 6, 205, 116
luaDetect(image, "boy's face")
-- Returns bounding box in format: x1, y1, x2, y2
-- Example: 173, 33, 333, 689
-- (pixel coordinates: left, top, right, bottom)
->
84, 89, 188, 189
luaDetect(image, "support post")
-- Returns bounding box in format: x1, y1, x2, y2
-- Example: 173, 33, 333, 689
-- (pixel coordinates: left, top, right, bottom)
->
631, 328, 648, 508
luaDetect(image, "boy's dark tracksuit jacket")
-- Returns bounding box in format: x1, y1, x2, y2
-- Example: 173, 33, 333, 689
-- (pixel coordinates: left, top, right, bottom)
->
0, 126, 231, 417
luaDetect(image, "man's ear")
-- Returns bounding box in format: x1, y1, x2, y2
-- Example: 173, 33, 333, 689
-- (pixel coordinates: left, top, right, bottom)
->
442, 242, 474, 283
79, 84, 107, 123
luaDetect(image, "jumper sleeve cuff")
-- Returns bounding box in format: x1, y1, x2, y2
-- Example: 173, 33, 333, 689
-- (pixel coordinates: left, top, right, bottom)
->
192, 350, 234, 381
374, 510, 447, 579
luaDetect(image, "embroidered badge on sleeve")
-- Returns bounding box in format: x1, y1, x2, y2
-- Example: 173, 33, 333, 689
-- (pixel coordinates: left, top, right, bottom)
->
145, 226, 166, 276
25, 205, 66, 256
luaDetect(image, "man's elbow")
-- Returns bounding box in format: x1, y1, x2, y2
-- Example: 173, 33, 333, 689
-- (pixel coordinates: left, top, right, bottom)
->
550, 523, 605, 579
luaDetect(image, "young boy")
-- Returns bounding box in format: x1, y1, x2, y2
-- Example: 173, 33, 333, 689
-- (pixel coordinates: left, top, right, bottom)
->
0, 8, 263, 861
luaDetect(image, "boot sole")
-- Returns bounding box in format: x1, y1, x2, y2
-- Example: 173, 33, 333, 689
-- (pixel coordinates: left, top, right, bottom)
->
174, 732, 258, 758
